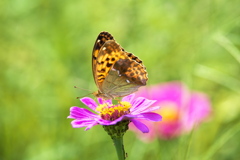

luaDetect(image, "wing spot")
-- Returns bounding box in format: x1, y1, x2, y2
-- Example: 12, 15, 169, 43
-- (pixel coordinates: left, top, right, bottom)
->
97, 74, 104, 77
98, 78, 105, 81
128, 53, 132, 57
131, 77, 136, 81
103, 47, 106, 50
126, 79, 130, 83
107, 63, 112, 67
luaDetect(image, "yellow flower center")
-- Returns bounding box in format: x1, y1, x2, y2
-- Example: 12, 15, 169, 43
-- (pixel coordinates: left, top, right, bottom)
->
155, 102, 179, 123
96, 101, 131, 121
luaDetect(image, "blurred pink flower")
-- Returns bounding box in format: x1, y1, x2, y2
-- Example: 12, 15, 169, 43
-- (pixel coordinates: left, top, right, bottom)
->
129, 81, 212, 141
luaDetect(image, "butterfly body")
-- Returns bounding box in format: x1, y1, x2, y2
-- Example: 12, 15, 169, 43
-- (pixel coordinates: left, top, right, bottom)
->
92, 32, 148, 100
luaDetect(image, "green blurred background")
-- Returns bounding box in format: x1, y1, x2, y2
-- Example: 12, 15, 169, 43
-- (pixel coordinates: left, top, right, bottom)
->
1, 0, 240, 159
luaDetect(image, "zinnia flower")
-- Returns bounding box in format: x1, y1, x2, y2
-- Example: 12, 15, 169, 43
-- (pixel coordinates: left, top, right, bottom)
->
68, 94, 162, 134
129, 81, 212, 141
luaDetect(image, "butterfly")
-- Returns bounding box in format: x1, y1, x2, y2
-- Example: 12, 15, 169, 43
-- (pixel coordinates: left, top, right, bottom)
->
92, 31, 148, 100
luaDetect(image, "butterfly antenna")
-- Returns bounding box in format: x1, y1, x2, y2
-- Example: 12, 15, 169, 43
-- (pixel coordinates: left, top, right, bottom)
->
74, 86, 94, 92
74, 86, 95, 99
76, 93, 93, 99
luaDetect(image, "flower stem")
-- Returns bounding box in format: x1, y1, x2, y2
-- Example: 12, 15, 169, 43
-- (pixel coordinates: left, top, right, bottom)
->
112, 137, 126, 160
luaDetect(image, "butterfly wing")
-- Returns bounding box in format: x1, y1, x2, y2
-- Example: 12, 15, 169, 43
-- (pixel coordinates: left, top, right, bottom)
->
101, 58, 148, 97
92, 31, 114, 86
92, 31, 148, 99
93, 40, 128, 91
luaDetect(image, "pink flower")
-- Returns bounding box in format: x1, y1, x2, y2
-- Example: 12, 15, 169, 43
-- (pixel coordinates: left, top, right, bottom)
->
68, 94, 162, 133
129, 81, 212, 141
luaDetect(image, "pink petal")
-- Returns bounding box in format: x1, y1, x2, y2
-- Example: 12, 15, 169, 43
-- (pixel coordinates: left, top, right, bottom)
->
85, 121, 99, 130
71, 119, 96, 128
140, 106, 160, 113
133, 113, 162, 121
129, 120, 156, 142
68, 107, 98, 119
131, 98, 156, 113
97, 98, 104, 104
147, 81, 188, 107
122, 94, 135, 103
97, 98, 112, 105
131, 119, 149, 133
80, 97, 98, 111
182, 92, 211, 131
